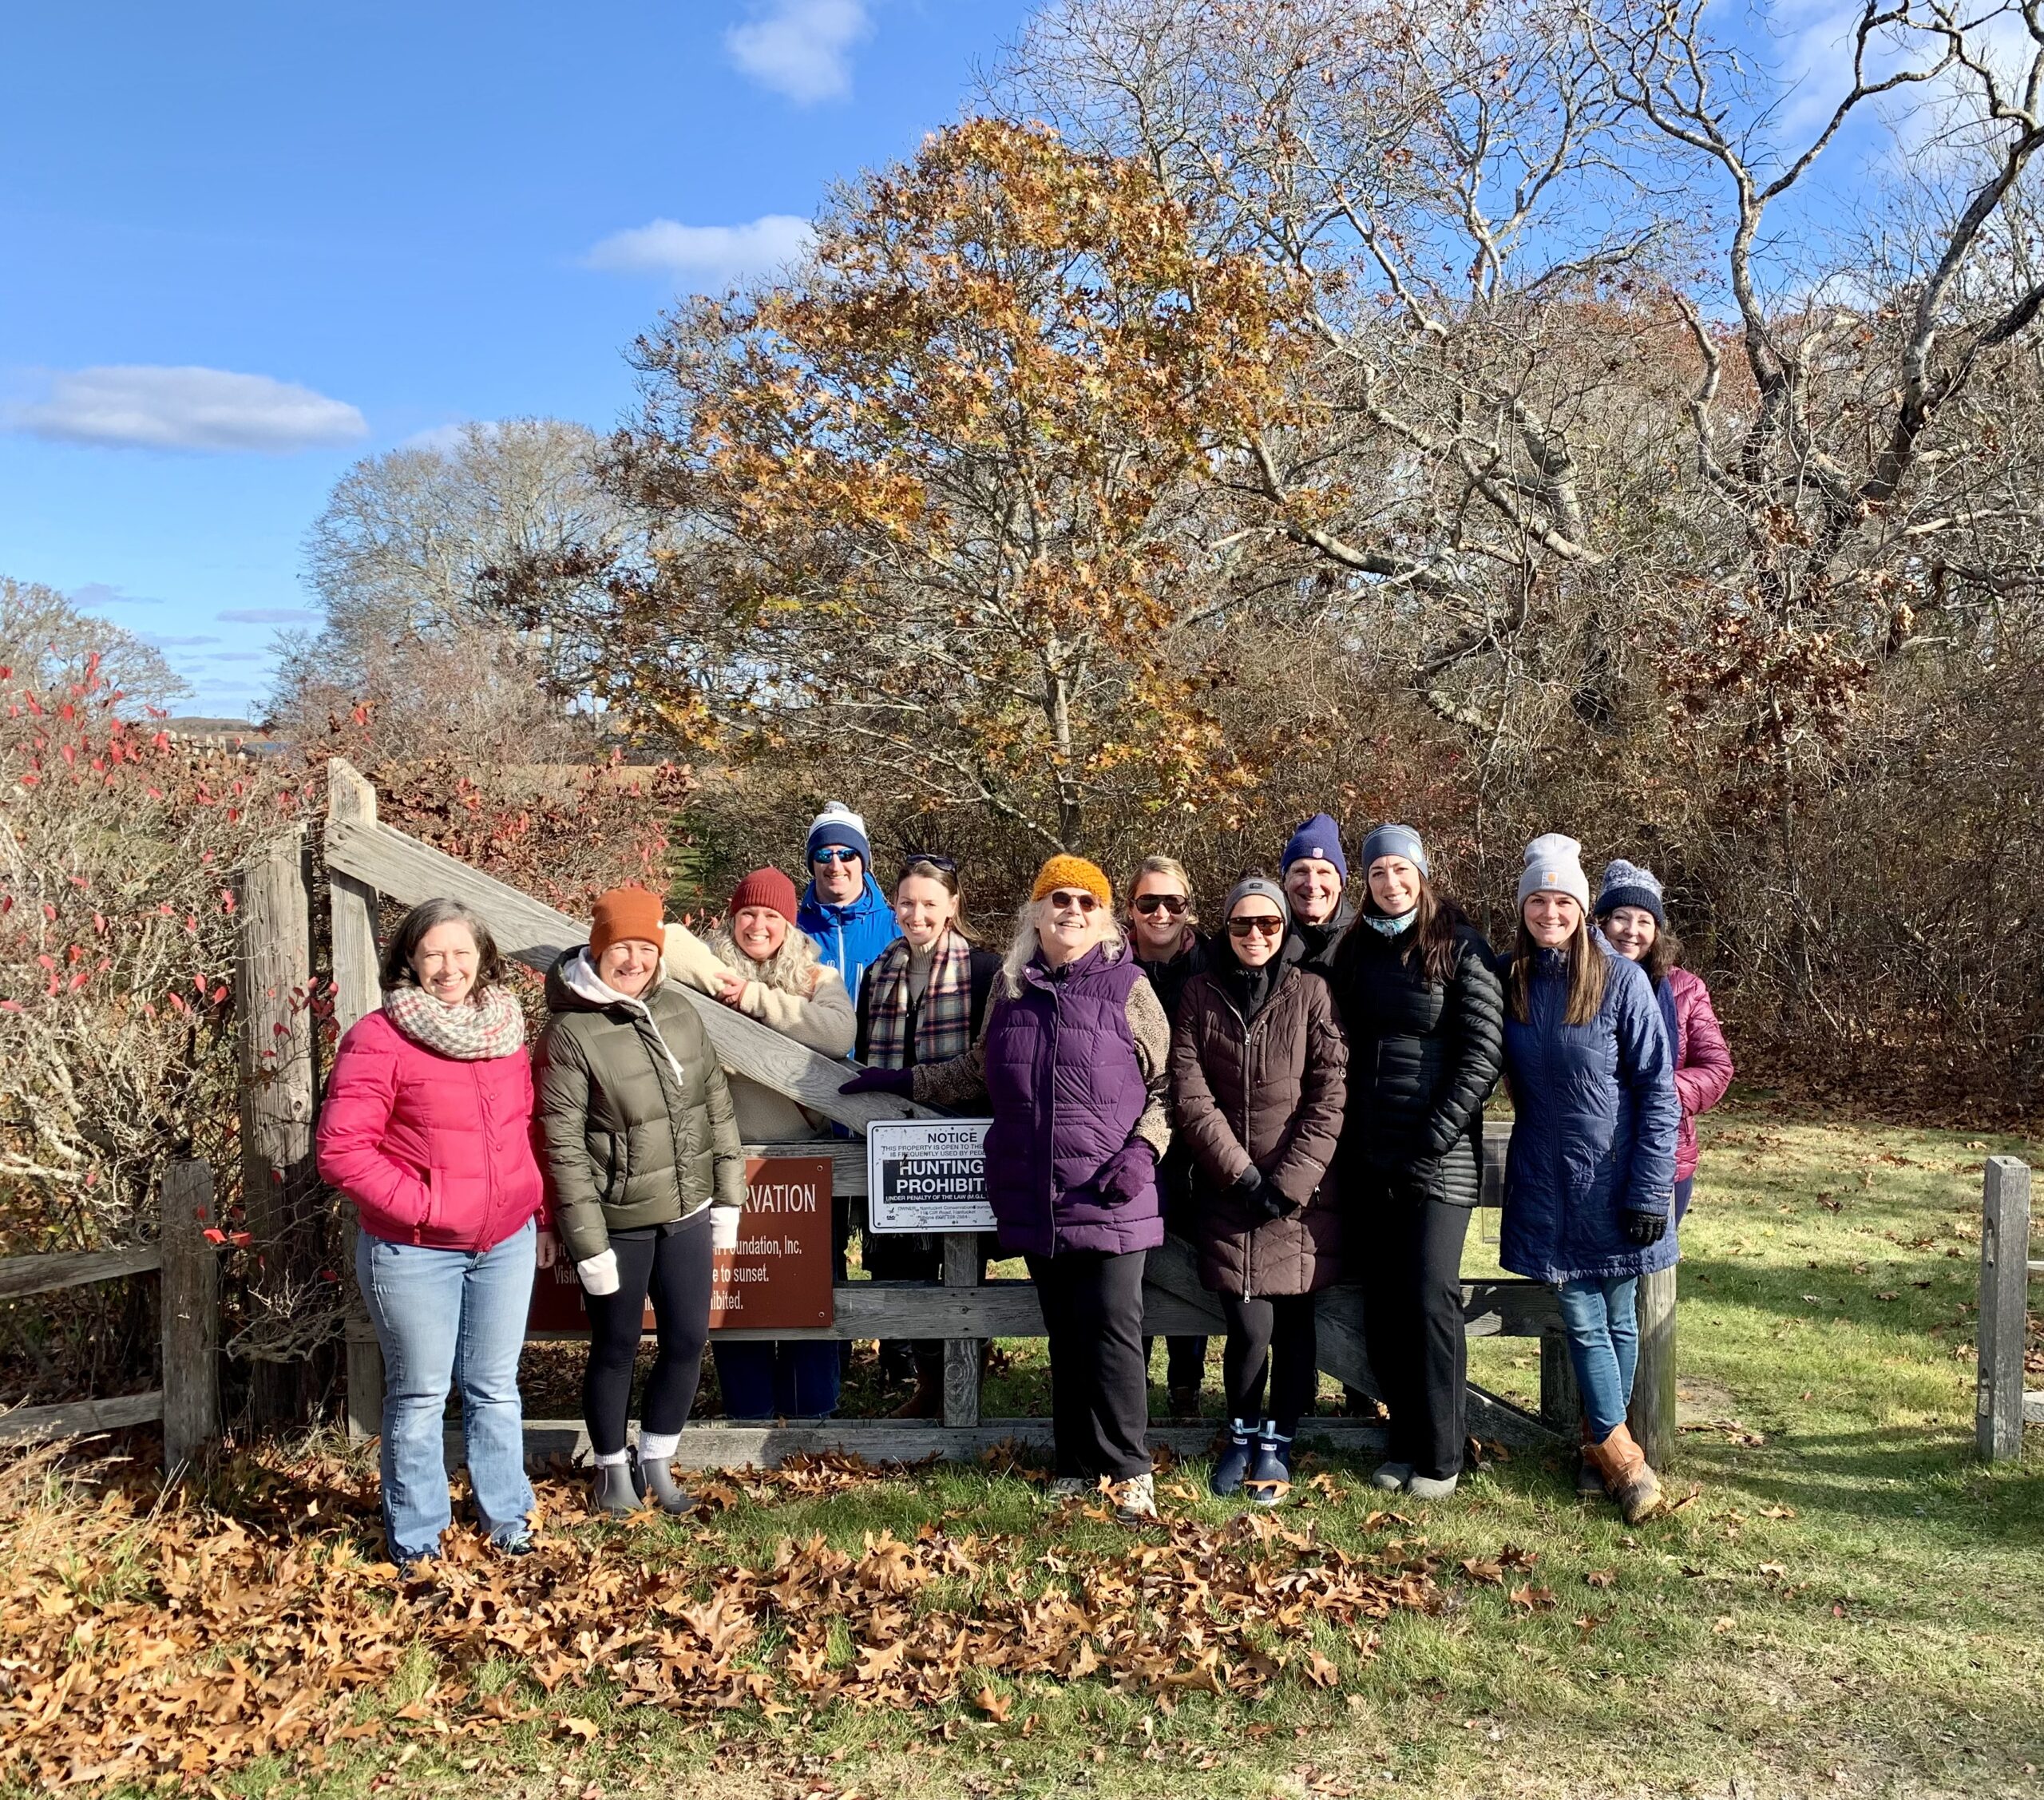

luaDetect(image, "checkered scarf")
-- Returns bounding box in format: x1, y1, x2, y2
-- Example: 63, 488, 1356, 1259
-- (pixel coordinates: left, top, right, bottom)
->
863, 930, 975, 1069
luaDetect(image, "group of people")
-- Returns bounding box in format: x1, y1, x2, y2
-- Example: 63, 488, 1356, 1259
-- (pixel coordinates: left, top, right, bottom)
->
316, 800, 1731, 1567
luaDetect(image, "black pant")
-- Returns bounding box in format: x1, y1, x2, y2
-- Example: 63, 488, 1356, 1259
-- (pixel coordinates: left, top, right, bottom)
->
1143, 1334, 1209, 1393
583, 1209, 713, 1456
1026, 1249, 1151, 1481
1219, 1293, 1319, 1434
1356, 1186, 1472, 1481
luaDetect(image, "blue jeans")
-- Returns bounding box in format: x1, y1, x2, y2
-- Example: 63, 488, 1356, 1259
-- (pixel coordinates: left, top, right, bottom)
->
1556, 1275, 1639, 1441
356, 1219, 537, 1563
711, 1342, 841, 1419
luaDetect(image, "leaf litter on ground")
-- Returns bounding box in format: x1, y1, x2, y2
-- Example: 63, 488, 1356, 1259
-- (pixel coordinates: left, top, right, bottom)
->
0, 1439, 1455, 1788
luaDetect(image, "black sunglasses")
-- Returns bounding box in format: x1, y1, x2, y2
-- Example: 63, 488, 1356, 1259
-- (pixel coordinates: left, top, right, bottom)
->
900, 850, 958, 874
1131, 894, 1189, 917
1227, 914, 1285, 938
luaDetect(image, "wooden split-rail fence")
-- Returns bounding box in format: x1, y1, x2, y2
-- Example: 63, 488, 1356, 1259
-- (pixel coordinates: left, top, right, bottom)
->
0, 1160, 220, 1464
312, 759, 1678, 1472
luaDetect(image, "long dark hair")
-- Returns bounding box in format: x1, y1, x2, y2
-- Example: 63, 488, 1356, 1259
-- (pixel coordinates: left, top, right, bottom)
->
380, 898, 507, 995
1357, 871, 1470, 988
1507, 910, 1608, 1027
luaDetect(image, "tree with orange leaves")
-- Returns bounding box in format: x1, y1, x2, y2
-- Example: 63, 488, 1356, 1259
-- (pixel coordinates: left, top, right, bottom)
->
561, 119, 1311, 852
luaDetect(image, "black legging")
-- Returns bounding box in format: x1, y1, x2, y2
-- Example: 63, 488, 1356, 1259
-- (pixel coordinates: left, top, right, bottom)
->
583, 1208, 713, 1457
1219, 1292, 1319, 1435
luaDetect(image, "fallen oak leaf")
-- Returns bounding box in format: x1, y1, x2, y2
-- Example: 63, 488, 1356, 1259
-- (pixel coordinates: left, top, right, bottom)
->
971, 1684, 1011, 1723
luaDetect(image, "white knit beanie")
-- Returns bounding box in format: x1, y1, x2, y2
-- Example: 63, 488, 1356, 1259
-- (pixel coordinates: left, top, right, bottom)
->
1517, 833, 1590, 912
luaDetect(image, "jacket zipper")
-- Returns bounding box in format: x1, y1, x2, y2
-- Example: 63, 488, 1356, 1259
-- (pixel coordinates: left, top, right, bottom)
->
1216, 981, 1270, 1302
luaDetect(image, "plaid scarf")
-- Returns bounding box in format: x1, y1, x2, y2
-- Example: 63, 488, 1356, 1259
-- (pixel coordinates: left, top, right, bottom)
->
863, 930, 975, 1070
382, 984, 525, 1061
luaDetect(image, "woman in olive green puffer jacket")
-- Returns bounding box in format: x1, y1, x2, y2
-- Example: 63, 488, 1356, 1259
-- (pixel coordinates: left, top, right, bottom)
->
533, 889, 746, 1514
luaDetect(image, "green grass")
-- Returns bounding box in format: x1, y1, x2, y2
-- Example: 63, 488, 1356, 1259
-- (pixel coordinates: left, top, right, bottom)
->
50, 1107, 2044, 1798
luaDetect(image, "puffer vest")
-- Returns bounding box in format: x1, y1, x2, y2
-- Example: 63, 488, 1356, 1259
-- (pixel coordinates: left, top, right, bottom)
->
982, 946, 1162, 1259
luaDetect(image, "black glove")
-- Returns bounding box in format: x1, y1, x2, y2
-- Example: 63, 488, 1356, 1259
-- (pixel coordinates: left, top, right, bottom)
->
839, 1066, 915, 1097
1235, 1165, 1291, 1221
1622, 1209, 1668, 1246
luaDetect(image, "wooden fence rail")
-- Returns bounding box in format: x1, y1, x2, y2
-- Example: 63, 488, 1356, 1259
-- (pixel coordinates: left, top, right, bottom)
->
1976, 1156, 2040, 1461
0, 1160, 220, 1464
316, 759, 1686, 1473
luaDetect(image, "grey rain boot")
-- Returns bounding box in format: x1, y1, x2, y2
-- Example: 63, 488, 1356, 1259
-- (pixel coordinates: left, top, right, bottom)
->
592, 1461, 642, 1515
639, 1455, 694, 1516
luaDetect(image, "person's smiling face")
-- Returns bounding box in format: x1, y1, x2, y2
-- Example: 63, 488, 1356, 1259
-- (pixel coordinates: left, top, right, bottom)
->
1524, 890, 1582, 949
410, 920, 480, 1005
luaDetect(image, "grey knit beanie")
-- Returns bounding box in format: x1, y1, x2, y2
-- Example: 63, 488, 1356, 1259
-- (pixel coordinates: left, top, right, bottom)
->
1596, 858, 1666, 928
1516, 834, 1590, 912
1360, 823, 1430, 878
1224, 874, 1290, 927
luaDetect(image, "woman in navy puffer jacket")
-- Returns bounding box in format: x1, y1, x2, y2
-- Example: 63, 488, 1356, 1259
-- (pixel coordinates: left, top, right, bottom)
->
1499, 835, 1679, 1524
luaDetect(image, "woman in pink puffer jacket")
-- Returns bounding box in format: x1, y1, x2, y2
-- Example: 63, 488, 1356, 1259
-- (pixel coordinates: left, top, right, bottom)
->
318, 898, 552, 1568
1594, 861, 1734, 1221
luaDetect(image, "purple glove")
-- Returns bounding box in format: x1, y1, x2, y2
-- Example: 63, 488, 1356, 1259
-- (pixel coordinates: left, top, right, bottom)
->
1095, 1140, 1157, 1207
839, 1065, 915, 1097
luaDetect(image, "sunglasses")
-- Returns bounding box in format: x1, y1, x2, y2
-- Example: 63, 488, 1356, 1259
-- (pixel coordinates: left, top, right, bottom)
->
1131, 894, 1189, 917
1048, 890, 1101, 914
1227, 915, 1285, 938
901, 850, 958, 874
812, 847, 862, 866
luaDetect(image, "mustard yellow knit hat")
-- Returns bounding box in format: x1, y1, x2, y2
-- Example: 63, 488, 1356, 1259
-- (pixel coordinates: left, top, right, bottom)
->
1030, 854, 1113, 907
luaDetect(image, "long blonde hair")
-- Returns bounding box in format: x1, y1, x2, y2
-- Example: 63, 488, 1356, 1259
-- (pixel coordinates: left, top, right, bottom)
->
999, 897, 1127, 998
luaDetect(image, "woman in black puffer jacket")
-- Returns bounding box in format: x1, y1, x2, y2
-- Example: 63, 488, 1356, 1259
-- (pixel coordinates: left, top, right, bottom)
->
1325, 825, 1504, 1501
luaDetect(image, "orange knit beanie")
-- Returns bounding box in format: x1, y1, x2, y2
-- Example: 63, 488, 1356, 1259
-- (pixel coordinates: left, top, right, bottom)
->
589, 887, 666, 961
1029, 854, 1113, 907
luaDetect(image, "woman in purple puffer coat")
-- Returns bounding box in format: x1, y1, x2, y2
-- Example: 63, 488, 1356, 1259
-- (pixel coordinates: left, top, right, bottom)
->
1595, 860, 1734, 1223
842, 854, 1170, 1524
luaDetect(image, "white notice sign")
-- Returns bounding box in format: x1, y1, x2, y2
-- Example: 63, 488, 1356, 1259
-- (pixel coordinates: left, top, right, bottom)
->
866, 1118, 997, 1234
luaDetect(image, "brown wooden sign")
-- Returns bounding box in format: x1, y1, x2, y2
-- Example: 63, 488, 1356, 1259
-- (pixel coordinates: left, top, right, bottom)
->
527, 1155, 837, 1336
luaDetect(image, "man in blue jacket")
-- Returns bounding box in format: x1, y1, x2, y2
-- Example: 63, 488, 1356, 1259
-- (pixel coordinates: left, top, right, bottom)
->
796, 803, 898, 1005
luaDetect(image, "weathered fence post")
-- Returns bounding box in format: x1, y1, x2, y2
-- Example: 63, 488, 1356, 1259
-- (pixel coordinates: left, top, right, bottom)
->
235, 827, 318, 1425
1539, 1328, 1582, 1437
941, 1232, 981, 1429
1976, 1156, 2032, 1462
160, 1159, 220, 1468
326, 760, 386, 1439
1630, 1267, 1678, 1469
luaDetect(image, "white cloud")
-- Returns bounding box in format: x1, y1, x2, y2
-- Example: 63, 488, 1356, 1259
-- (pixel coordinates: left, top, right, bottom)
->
401, 422, 479, 453
725, 0, 873, 105
217, 607, 319, 624
585, 214, 814, 288
8, 365, 368, 454
70, 581, 167, 608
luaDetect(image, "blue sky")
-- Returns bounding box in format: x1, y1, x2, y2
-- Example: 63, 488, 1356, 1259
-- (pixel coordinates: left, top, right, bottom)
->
0, 1, 1033, 716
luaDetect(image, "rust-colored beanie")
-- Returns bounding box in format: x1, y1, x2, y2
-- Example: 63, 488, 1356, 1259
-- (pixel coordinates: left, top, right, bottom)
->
588, 887, 666, 961
1029, 854, 1113, 907
729, 866, 799, 920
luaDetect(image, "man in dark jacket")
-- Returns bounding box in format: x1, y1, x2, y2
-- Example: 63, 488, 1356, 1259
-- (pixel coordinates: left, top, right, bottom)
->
1278, 814, 1357, 975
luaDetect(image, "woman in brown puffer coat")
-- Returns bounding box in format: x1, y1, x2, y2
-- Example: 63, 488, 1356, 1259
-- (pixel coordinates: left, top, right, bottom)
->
1169, 874, 1347, 1505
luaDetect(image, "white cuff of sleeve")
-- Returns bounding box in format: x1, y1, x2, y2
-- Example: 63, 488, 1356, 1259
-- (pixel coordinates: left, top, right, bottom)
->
710, 1208, 740, 1252
576, 1248, 620, 1295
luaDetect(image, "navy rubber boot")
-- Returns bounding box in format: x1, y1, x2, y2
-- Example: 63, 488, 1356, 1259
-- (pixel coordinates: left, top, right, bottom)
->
1210, 1419, 1254, 1497
1246, 1424, 1293, 1507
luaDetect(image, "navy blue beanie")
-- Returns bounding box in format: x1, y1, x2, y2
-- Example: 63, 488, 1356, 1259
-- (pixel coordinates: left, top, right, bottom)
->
1360, 823, 1429, 879
1595, 858, 1666, 928
1281, 814, 1347, 881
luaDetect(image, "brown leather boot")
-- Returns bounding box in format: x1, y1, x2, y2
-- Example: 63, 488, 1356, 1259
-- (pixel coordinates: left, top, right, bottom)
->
1168, 1383, 1200, 1420
889, 1371, 942, 1419
1586, 1421, 1664, 1523
1577, 1419, 1606, 1496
